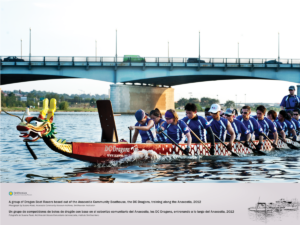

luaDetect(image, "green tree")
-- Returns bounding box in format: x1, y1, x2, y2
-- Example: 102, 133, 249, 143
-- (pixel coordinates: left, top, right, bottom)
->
59, 101, 69, 110
188, 98, 200, 104
200, 97, 219, 107
195, 103, 203, 112
90, 98, 96, 107
177, 98, 189, 107
224, 100, 235, 109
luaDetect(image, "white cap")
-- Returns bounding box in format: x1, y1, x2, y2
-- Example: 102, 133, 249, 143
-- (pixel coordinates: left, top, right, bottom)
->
208, 104, 221, 113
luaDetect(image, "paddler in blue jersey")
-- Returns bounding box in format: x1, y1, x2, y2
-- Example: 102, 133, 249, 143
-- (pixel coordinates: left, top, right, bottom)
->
280, 86, 300, 111
253, 105, 278, 146
267, 110, 286, 142
181, 103, 215, 143
292, 109, 300, 134
276, 110, 297, 140
129, 109, 156, 143
224, 108, 251, 143
206, 104, 236, 150
157, 109, 192, 148
237, 105, 264, 150
150, 108, 167, 143
286, 110, 300, 135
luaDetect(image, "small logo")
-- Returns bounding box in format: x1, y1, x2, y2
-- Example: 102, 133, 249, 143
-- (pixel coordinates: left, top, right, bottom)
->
9, 191, 13, 196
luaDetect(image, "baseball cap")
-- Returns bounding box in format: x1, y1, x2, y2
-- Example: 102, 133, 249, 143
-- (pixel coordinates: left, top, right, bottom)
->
224, 108, 233, 115
135, 109, 145, 121
208, 104, 221, 113
289, 86, 295, 90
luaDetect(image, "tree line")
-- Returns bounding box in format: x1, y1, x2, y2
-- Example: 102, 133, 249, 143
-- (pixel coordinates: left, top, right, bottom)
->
1, 90, 109, 110
175, 97, 236, 111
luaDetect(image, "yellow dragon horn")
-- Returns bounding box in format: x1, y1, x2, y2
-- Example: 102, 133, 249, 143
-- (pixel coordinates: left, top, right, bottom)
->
39, 98, 49, 120
47, 98, 56, 123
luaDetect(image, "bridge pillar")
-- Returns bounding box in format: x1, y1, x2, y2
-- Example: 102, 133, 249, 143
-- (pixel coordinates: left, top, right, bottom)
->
110, 84, 174, 114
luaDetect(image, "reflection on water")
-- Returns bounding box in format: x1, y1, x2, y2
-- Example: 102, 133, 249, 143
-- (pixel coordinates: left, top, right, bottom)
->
1, 112, 300, 183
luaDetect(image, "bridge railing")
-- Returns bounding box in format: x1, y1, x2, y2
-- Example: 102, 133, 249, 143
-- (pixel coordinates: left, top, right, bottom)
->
1, 56, 300, 64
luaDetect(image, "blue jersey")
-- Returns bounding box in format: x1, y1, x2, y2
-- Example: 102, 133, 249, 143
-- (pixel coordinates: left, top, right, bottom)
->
253, 116, 277, 139
206, 116, 228, 142
280, 95, 300, 110
291, 118, 300, 135
181, 115, 211, 143
237, 117, 263, 141
235, 115, 243, 120
161, 120, 190, 144
226, 119, 249, 141
268, 121, 283, 139
276, 119, 294, 137
154, 119, 167, 143
135, 118, 156, 143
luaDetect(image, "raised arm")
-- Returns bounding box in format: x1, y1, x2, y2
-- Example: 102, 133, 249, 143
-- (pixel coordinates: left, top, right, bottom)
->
226, 121, 236, 147
132, 129, 139, 143
129, 120, 154, 131
185, 132, 191, 148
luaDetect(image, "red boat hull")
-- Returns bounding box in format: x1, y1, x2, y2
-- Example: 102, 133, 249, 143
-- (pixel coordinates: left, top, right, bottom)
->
70, 140, 278, 163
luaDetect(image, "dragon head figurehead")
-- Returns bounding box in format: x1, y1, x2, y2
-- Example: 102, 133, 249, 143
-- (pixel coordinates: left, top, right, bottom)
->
16, 98, 57, 142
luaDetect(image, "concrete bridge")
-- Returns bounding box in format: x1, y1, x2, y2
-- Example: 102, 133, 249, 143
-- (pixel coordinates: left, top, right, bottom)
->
1, 56, 300, 113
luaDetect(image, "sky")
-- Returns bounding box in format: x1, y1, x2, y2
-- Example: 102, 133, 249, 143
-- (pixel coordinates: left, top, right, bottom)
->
1, 0, 300, 103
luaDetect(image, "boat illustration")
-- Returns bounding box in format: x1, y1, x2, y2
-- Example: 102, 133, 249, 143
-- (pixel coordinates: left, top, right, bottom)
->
9, 99, 300, 164
248, 202, 274, 213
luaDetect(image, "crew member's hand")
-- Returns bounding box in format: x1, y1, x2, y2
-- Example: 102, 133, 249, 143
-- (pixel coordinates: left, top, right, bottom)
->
183, 146, 190, 156
244, 141, 250, 148
227, 142, 233, 151
128, 126, 135, 130
272, 140, 278, 147
157, 127, 164, 133
292, 136, 297, 141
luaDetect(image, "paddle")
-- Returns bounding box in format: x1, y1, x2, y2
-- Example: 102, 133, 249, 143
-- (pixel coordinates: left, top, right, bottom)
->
248, 139, 267, 156
25, 142, 38, 160
284, 137, 300, 150
160, 131, 190, 156
262, 133, 280, 150
129, 128, 132, 143
187, 128, 211, 153
278, 134, 299, 150
212, 133, 239, 157
226, 133, 259, 153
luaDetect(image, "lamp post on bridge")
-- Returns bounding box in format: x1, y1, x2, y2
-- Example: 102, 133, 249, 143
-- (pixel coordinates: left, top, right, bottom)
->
168, 41, 169, 62
29, 28, 31, 61
199, 31, 200, 61
116, 30, 117, 62
278, 32, 280, 62
95, 40, 97, 59
238, 42, 239, 62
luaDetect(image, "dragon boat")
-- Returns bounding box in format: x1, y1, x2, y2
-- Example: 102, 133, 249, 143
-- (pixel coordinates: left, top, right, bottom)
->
14, 99, 300, 164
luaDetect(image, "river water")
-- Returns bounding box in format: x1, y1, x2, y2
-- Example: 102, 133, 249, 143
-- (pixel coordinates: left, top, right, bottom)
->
1, 112, 300, 183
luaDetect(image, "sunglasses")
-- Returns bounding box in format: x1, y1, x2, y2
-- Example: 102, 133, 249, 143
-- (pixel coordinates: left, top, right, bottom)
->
165, 117, 173, 120
294, 114, 299, 116
289, 89, 294, 91
242, 112, 248, 114
225, 114, 232, 117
